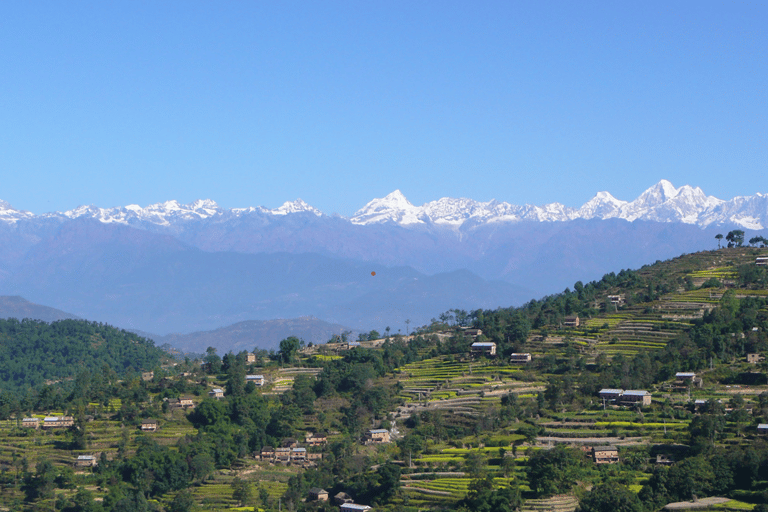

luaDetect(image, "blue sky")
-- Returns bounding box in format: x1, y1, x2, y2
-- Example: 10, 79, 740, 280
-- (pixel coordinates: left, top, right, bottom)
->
1, 1, 766, 216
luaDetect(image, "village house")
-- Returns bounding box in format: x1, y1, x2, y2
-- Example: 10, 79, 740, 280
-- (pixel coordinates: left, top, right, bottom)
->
208, 388, 224, 399
607, 294, 626, 307
758, 424, 768, 435
141, 419, 158, 432
246, 374, 265, 386
334, 492, 354, 505
22, 417, 39, 429
169, 396, 196, 409
306, 452, 323, 462
748, 353, 764, 364
305, 432, 327, 446
563, 316, 580, 327
75, 455, 98, 468
462, 328, 483, 339
656, 454, 675, 465
43, 416, 74, 429
246, 352, 256, 363
509, 353, 532, 364
291, 447, 307, 462
592, 446, 619, 464
365, 429, 391, 444
620, 390, 652, 407
598, 389, 623, 403
141, 371, 154, 381
675, 372, 702, 388
470, 342, 496, 356
340, 504, 372, 512
275, 447, 291, 463
756, 257, 768, 266
260, 446, 275, 461
308, 488, 329, 501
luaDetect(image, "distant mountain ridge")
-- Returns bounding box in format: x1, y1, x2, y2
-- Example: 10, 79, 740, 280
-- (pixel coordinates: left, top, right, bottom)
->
0, 180, 765, 338
0, 180, 765, 229
153, 317, 354, 354
0, 296, 81, 323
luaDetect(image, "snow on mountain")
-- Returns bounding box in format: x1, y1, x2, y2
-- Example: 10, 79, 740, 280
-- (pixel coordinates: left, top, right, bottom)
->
0, 201, 35, 223
270, 199, 323, 216
351, 190, 427, 225
1, 180, 766, 230
577, 191, 627, 219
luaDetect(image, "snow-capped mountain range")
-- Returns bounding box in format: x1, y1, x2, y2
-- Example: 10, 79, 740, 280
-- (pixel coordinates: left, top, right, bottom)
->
0, 180, 766, 229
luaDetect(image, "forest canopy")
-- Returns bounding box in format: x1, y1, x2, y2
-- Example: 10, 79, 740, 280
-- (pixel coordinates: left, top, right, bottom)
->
0, 318, 165, 392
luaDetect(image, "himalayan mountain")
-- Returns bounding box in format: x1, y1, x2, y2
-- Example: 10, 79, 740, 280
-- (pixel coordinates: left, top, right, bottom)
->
0, 180, 766, 345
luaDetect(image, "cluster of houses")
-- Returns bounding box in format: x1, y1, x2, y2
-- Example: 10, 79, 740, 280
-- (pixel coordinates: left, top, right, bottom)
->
598, 389, 652, 407
259, 433, 327, 466
167, 396, 196, 409
21, 416, 75, 429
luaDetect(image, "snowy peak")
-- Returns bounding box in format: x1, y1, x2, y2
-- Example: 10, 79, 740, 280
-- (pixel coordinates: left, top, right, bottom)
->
0, 200, 35, 223
577, 191, 627, 219
271, 199, 323, 216
351, 190, 426, 225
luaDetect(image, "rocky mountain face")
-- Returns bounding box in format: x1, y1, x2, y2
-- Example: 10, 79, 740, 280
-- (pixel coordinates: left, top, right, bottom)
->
0, 180, 764, 341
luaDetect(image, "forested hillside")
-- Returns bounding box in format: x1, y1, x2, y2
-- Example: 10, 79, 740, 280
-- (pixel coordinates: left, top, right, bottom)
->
0, 318, 166, 393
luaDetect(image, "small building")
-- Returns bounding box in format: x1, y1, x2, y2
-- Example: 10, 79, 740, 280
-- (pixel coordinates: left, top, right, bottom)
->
246, 352, 256, 363
598, 389, 623, 403
470, 342, 496, 356
275, 447, 291, 463
169, 396, 196, 409
260, 446, 275, 461
246, 374, 265, 386
758, 424, 768, 435
463, 328, 483, 338
675, 372, 702, 388
592, 446, 619, 464
75, 455, 98, 467
305, 432, 327, 446
334, 492, 354, 505
756, 257, 768, 266
292, 447, 307, 462
607, 295, 625, 307
308, 488, 329, 501
748, 353, 764, 364
141, 419, 158, 432
141, 371, 154, 381
365, 429, 391, 444
21, 417, 39, 429
208, 388, 224, 399
620, 390, 652, 407
656, 454, 675, 465
307, 452, 323, 461
42, 416, 74, 429
340, 504, 372, 512
509, 353, 532, 364
563, 316, 580, 327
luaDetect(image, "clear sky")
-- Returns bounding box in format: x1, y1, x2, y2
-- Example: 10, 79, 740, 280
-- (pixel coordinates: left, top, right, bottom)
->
1, 1, 766, 216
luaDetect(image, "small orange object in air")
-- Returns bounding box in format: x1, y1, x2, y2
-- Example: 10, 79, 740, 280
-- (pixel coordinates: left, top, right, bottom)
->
371, 271, 376, 276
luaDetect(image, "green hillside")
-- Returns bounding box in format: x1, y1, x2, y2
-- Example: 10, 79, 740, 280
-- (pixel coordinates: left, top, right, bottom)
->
1, 247, 768, 512
0, 318, 167, 393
